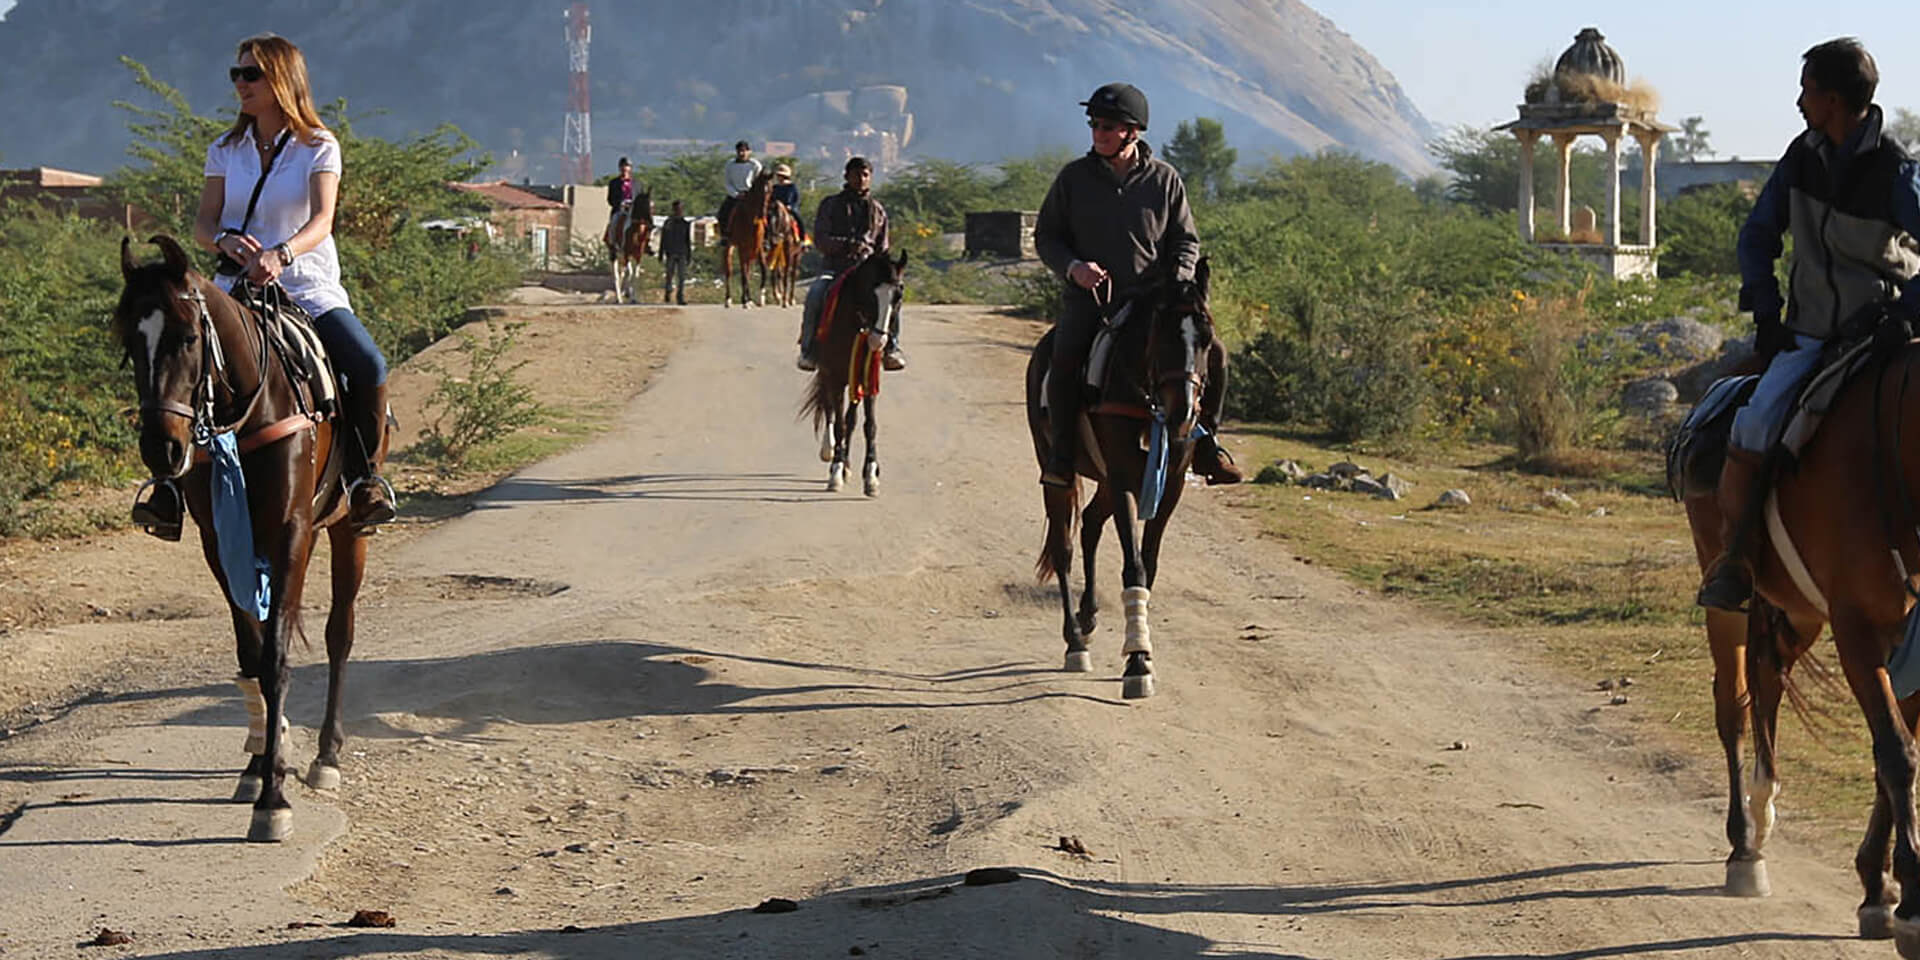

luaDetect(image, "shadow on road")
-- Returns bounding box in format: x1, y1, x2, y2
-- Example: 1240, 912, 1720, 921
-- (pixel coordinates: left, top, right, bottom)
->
107, 864, 1853, 960
480, 472, 854, 507
89, 639, 1129, 745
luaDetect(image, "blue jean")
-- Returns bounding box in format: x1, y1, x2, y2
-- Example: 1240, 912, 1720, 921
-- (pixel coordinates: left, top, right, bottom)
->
1730, 333, 1823, 453
312, 307, 388, 391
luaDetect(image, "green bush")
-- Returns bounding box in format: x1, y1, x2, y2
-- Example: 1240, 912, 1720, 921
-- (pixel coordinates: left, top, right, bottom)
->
1658, 183, 1753, 278
414, 320, 545, 468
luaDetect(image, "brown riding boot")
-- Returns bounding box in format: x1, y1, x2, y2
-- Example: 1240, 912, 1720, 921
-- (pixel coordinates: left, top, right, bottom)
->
1192, 433, 1244, 485
344, 383, 397, 531
1697, 446, 1767, 612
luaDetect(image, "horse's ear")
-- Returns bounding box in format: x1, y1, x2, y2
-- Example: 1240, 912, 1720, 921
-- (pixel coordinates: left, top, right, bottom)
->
893, 250, 908, 270
1194, 256, 1210, 298
120, 236, 138, 279
149, 235, 191, 280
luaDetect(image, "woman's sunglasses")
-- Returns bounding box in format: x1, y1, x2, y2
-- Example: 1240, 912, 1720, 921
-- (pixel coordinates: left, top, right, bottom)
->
1088, 119, 1132, 134
229, 66, 265, 83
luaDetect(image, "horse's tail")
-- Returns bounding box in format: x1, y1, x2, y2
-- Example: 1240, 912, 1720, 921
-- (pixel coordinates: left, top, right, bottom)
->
1035, 480, 1080, 585
801, 366, 840, 434
1027, 328, 1078, 583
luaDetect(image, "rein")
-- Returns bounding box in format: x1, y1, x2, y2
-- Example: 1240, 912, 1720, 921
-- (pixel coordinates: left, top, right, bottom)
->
141, 280, 315, 459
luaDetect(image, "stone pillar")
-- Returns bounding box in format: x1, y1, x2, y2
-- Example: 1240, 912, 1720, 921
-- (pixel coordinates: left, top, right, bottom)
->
1516, 130, 1538, 243
1601, 128, 1622, 247
1552, 133, 1576, 237
1636, 129, 1661, 247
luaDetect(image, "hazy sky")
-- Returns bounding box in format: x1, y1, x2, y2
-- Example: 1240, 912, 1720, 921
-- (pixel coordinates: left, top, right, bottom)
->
1309, 0, 1920, 160
3, 0, 1912, 161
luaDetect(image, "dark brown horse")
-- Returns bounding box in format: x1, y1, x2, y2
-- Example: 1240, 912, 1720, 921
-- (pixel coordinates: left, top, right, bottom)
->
1681, 343, 1920, 946
722, 171, 774, 308
113, 235, 383, 843
802, 250, 906, 496
1025, 259, 1214, 700
607, 192, 653, 303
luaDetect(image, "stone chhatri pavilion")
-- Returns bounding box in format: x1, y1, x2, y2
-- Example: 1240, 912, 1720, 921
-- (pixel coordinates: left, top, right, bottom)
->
1497, 27, 1677, 279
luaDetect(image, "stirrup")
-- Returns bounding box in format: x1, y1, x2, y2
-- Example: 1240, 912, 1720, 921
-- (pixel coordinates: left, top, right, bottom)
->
130, 477, 184, 542
882, 347, 906, 371
346, 474, 398, 531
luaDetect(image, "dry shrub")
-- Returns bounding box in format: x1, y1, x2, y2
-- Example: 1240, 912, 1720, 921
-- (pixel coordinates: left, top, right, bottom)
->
1503, 283, 1620, 463
1522, 61, 1662, 113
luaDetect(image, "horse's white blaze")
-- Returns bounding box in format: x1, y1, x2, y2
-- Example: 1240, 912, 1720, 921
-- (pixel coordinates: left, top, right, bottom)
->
137, 309, 165, 389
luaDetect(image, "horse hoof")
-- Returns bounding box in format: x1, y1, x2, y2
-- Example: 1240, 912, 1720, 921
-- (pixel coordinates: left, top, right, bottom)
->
1122, 673, 1156, 699
305, 762, 342, 791
247, 807, 293, 843
1723, 858, 1770, 897
827, 464, 847, 493
1891, 912, 1920, 956
1064, 650, 1093, 672
1862, 905, 1896, 940
863, 472, 879, 498
232, 773, 264, 803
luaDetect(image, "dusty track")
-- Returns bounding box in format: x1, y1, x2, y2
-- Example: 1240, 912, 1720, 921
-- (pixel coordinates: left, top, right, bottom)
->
0, 303, 1893, 958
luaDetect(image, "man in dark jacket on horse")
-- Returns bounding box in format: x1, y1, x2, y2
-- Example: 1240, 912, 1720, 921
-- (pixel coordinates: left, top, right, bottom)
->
1698, 37, 1920, 611
605, 156, 641, 250
1033, 82, 1241, 488
797, 156, 905, 372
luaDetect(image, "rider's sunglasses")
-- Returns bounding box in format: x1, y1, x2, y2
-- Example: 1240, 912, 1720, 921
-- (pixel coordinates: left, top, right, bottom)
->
1087, 119, 1131, 134
229, 65, 265, 83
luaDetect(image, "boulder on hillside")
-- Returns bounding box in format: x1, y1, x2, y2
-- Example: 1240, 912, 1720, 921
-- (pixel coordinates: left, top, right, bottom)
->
1628, 316, 1725, 365
1671, 335, 1757, 402
1621, 377, 1680, 417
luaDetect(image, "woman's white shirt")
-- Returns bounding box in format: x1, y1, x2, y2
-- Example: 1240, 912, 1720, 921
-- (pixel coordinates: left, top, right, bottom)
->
204, 127, 351, 316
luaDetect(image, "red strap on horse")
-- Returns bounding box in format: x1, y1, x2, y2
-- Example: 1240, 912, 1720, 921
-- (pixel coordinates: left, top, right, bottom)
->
816, 266, 857, 341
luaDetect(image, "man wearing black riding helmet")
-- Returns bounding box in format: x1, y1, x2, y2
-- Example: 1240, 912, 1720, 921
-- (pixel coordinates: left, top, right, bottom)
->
1033, 82, 1240, 488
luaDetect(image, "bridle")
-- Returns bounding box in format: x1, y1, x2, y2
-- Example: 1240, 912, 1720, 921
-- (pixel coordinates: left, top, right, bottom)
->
136, 279, 272, 449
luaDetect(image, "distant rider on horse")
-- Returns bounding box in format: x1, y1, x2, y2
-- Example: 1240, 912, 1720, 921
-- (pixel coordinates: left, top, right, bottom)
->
1032, 82, 1241, 488
1696, 37, 1920, 611
715, 140, 762, 237
770, 163, 806, 244
605, 156, 645, 251
797, 156, 906, 372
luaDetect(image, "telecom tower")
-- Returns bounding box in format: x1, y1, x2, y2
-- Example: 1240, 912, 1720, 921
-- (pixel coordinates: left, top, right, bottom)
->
562, 3, 592, 184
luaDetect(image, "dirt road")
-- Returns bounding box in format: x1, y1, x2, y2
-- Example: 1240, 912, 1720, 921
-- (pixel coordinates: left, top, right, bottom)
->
0, 303, 1893, 958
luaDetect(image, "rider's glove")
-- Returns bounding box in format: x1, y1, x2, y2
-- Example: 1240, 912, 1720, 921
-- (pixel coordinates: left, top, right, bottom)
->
1876, 303, 1915, 354
1753, 310, 1789, 361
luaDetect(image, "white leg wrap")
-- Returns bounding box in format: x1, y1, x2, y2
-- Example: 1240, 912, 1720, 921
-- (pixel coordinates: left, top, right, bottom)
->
236, 676, 267, 755
1122, 586, 1152, 655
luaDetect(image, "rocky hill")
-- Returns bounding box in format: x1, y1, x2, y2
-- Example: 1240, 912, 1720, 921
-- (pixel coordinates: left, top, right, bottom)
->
0, 0, 1435, 179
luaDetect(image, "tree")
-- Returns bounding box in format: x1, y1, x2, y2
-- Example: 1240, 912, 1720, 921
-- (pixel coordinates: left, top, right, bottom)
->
1163, 117, 1237, 200
1672, 116, 1713, 162
1889, 108, 1920, 153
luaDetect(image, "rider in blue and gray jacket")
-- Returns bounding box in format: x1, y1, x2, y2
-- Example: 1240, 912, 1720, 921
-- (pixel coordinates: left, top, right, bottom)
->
1698, 37, 1920, 611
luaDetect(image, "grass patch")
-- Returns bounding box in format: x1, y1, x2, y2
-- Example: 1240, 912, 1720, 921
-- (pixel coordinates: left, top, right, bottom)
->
1230, 426, 1874, 848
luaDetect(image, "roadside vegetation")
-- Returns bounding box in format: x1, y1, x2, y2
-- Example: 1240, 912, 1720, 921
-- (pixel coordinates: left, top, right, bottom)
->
1, 60, 521, 536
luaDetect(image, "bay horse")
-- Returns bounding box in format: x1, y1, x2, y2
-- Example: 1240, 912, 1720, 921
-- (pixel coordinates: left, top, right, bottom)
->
762, 200, 800, 309
1680, 340, 1920, 948
607, 193, 653, 304
802, 250, 907, 496
113, 235, 382, 843
722, 171, 774, 308
1024, 259, 1214, 700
